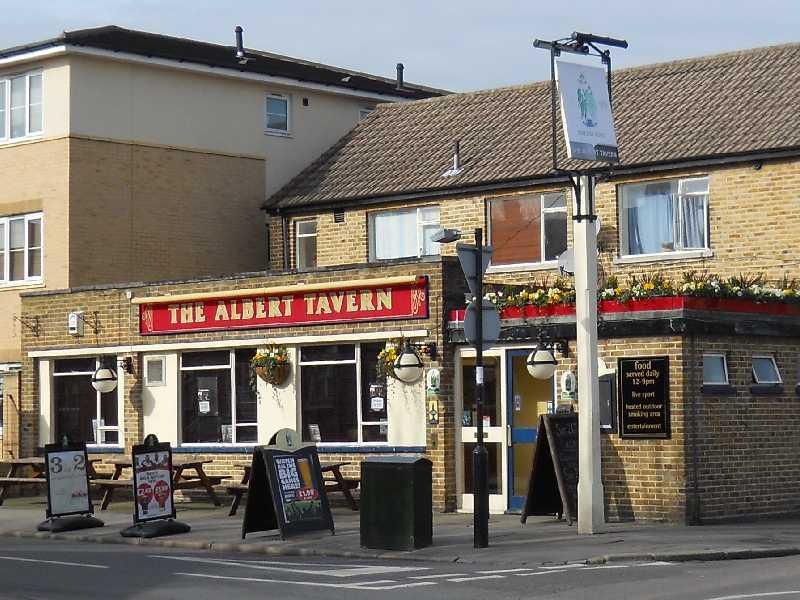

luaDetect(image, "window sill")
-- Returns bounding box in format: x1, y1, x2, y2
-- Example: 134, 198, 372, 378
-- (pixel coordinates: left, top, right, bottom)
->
86, 445, 124, 454
176, 444, 258, 453
0, 133, 44, 147
316, 444, 425, 454
701, 384, 736, 396
614, 249, 713, 265
0, 279, 44, 291
749, 384, 784, 396
486, 261, 559, 274
264, 129, 292, 138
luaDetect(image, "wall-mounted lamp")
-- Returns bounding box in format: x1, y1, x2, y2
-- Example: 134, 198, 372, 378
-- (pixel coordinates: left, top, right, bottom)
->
392, 341, 437, 384
118, 356, 135, 375
91, 356, 134, 393
526, 334, 569, 380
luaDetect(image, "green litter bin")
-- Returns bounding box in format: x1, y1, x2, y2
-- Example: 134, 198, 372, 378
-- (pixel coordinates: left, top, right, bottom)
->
360, 456, 432, 550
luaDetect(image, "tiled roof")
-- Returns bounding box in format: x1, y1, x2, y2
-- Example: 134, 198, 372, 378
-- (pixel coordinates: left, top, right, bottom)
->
0, 26, 447, 100
269, 43, 800, 209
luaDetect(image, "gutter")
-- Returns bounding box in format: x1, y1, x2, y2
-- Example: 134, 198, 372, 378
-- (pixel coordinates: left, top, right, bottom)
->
265, 146, 800, 215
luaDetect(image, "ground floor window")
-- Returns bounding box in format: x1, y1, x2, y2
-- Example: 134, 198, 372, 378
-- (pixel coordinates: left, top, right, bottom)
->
53, 357, 120, 445
0, 375, 4, 434
180, 349, 257, 444
299, 342, 387, 444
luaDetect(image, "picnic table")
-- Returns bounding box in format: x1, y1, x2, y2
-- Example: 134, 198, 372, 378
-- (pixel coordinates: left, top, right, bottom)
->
92, 457, 223, 510
0, 456, 101, 506
227, 461, 359, 516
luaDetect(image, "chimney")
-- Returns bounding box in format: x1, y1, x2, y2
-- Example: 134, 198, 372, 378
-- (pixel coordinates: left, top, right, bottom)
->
452, 140, 461, 172
235, 26, 245, 59
396, 63, 404, 91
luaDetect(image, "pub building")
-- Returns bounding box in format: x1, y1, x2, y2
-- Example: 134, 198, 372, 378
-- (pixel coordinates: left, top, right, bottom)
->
11, 42, 800, 523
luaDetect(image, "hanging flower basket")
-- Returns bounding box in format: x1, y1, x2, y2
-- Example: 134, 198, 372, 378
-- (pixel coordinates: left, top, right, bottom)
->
251, 345, 291, 386
377, 340, 401, 381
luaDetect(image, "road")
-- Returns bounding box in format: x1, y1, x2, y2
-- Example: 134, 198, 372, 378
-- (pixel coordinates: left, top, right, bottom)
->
0, 538, 798, 599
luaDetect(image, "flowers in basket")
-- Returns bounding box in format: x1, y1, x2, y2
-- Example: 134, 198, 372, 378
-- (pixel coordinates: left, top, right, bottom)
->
377, 339, 402, 380
251, 344, 290, 385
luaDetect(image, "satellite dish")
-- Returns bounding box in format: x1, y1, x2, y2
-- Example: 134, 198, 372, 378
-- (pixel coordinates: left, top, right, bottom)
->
557, 248, 575, 276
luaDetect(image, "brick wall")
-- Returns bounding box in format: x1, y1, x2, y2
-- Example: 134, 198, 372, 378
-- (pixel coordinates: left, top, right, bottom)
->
19, 258, 464, 511
268, 157, 800, 287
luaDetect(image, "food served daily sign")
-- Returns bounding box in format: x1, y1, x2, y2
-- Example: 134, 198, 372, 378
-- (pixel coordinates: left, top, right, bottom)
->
45, 443, 93, 518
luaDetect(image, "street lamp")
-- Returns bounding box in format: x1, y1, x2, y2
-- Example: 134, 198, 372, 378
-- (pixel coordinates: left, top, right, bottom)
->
91, 358, 118, 394
433, 226, 490, 549
527, 346, 557, 380
393, 341, 425, 383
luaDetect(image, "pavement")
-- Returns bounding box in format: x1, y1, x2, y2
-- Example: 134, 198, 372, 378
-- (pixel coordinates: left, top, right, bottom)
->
1, 495, 800, 566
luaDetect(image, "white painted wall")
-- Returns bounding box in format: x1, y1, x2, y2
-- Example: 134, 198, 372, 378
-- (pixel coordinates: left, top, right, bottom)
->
257, 346, 298, 443
38, 359, 52, 446
386, 376, 426, 446
141, 353, 179, 445
67, 55, 378, 198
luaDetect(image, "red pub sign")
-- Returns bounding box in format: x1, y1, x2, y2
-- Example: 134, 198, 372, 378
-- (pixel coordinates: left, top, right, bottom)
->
138, 276, 429, 335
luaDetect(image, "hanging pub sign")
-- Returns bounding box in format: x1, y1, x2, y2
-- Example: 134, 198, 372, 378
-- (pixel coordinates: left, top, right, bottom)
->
44, 442, 93, 518
242, 443, 334, 540
131, 439, 176, 523
556, 60, 619, 163
136, 275, 429, 335
521, 414, 578, 525
618, 356, 671, 439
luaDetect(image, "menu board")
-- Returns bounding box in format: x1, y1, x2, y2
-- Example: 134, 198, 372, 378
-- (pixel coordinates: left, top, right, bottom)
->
131, 441, 176, 523
242, 444, 334, 540
44, 444, 93, 518
521, 414, 578, 525
618, 356, 671, 439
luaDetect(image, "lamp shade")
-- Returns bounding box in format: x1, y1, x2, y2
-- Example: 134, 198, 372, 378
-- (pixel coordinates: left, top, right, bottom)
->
393, 344, 424, 384
91, 365, 118, 393
527, 348, 557, 380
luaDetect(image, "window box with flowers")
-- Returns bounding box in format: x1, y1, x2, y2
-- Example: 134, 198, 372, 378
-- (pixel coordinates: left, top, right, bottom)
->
251, 345, 291, 385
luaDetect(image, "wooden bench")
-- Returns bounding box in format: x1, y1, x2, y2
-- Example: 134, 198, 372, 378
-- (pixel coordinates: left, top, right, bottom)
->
225, 482, 249, 516
0, 477, 46, 484
91, 479, 133, 510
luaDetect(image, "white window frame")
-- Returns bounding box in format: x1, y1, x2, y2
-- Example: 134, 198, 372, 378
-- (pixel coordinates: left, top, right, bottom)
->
0, 211, 43, 286
752, 354, 782, 385
618, 176, 710, 260
265, 92, 291, 136
702, 353, 729, 385
179, 349, 258, 446
487, 192, 568, 272
52, 357, 123, 447
295, 218, 317, 270
368, 206, 441, 262
0, 71, 43, 142
0, 375, 4, 435
298, 343, 388, 446
144, 356, 166, 387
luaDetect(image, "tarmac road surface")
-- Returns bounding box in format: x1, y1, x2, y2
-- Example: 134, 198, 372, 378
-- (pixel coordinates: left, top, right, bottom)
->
0, 537, 798, 599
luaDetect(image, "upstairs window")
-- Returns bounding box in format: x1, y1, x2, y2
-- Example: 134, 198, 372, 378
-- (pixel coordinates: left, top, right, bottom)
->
1, 212, 43, 285
619, 177, 709, 256
265, 93, 290, 134
369, 206, 440, 261
752, 355, 781, 384
1, 72, 42, 141
295, 219, 317, 270
703, 354, 729, 385
488, 192, 567, 267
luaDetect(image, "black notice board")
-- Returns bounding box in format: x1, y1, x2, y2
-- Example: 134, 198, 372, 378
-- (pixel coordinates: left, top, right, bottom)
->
618, 356, 671, 439
242, 445, 334, 540
521, 414, 578, 525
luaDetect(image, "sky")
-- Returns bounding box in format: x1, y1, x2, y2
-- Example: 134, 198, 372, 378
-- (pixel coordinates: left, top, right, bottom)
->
2, 0, 799, 92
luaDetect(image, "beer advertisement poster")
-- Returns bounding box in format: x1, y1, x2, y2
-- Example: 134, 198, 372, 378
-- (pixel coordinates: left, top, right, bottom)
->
132, 444, 175, 523
274, 454, 323, 523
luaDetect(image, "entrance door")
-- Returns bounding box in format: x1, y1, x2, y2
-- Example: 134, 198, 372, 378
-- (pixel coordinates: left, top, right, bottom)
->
459, 355, 506, 513
507, 350, 554, 512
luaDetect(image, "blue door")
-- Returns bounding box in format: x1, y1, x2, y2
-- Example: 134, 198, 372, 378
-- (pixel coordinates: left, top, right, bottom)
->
507, 350, 555, 512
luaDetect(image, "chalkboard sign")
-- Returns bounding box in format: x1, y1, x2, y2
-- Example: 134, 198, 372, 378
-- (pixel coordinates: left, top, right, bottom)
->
131, 440, 176, 523
44, 443, 93, 518
618, 356, 670, 439
520, 414, 578, 525
242, 444, 334, 540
